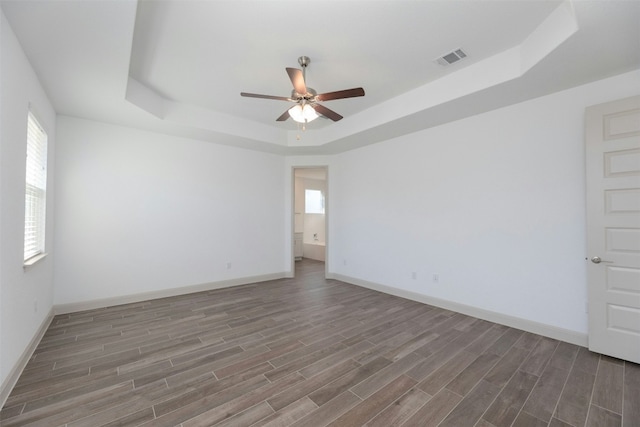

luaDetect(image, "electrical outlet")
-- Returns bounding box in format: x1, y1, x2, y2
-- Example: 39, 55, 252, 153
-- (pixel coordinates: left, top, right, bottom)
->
411, 272, 417, 280
433, 274, 439, 283
226, 262, 232, 270
343, 259, 347, 266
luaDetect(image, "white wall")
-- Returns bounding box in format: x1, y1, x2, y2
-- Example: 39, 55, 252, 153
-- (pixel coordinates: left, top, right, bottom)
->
0, 10, 56, 396
53, 117, 286, 305
301, 178, 326, 244
329, 70, 640, 337
294, 176, 304, 233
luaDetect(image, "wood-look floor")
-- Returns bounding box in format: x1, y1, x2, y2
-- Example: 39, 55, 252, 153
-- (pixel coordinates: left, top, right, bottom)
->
2, 259, 639, 427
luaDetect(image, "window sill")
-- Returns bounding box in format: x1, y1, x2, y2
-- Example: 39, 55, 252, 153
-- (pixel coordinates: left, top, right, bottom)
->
24, 252, 48, 269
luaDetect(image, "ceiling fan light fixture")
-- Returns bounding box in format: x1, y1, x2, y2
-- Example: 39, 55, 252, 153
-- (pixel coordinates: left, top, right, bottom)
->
289, 104, 319, 123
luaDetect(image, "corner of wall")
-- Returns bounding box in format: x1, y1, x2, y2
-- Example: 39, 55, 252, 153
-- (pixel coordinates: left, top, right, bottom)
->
0, 309, 54, 408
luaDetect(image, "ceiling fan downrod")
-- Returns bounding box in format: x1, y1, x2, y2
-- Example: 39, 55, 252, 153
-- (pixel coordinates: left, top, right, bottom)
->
298, 56, 310, 84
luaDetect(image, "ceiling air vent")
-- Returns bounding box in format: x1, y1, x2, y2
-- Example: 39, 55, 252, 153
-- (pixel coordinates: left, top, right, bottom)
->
435, 48, 467, 66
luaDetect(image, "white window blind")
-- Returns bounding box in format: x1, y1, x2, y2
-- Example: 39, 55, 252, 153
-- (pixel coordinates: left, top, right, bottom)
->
24, 111, 48, 261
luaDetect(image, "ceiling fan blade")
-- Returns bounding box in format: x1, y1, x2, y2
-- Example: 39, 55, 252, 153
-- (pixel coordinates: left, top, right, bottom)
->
276, 109, 290, 121
316, 87, 365, 102
241, 92, 292, 101
286, 67, 307, 95
312, 103, 343, 121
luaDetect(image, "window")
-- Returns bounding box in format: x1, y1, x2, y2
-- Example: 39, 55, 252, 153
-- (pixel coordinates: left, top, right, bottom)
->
24, 111, 48, 262
305, 189, 325, 214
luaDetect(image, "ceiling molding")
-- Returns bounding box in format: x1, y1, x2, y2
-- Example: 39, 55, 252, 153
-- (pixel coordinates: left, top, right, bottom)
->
2, 0, 638, 156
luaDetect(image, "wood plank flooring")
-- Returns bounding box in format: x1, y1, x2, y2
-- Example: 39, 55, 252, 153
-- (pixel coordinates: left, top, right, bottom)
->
2, 259, 638, 426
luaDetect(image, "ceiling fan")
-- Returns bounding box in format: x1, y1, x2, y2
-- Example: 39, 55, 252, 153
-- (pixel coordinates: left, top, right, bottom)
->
241, 56, 365, 124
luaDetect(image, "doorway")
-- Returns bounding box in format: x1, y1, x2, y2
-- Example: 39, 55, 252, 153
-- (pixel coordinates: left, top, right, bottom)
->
292, 167, 328, 277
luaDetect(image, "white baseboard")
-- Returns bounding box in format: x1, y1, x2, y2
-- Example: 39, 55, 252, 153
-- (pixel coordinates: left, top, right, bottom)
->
0, 308, 54, 409
54, 272, 287, 315
332, 273, 588, 347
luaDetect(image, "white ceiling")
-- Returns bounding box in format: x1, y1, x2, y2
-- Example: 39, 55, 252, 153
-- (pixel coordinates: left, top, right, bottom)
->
2, 0, 639, 155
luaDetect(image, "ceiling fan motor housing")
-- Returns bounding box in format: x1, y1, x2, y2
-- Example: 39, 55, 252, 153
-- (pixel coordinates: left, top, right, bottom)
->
292, 87, 317, 101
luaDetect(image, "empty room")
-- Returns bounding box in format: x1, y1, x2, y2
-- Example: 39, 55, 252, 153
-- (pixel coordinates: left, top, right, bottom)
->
1, 0, 639, 426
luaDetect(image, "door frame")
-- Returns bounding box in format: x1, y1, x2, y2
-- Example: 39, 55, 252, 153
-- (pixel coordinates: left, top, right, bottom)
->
290, 165, 329, 278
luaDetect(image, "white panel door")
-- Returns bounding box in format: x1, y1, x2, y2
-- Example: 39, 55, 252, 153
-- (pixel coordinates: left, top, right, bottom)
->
586, 95, 640, 363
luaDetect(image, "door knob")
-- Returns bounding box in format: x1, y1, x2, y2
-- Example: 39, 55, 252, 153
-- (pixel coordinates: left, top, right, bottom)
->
591, 256, 613, 264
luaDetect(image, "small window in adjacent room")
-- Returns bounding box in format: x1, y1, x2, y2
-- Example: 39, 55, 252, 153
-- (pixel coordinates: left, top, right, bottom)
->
24, 110, 48, 263
305, 189, 325, 214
